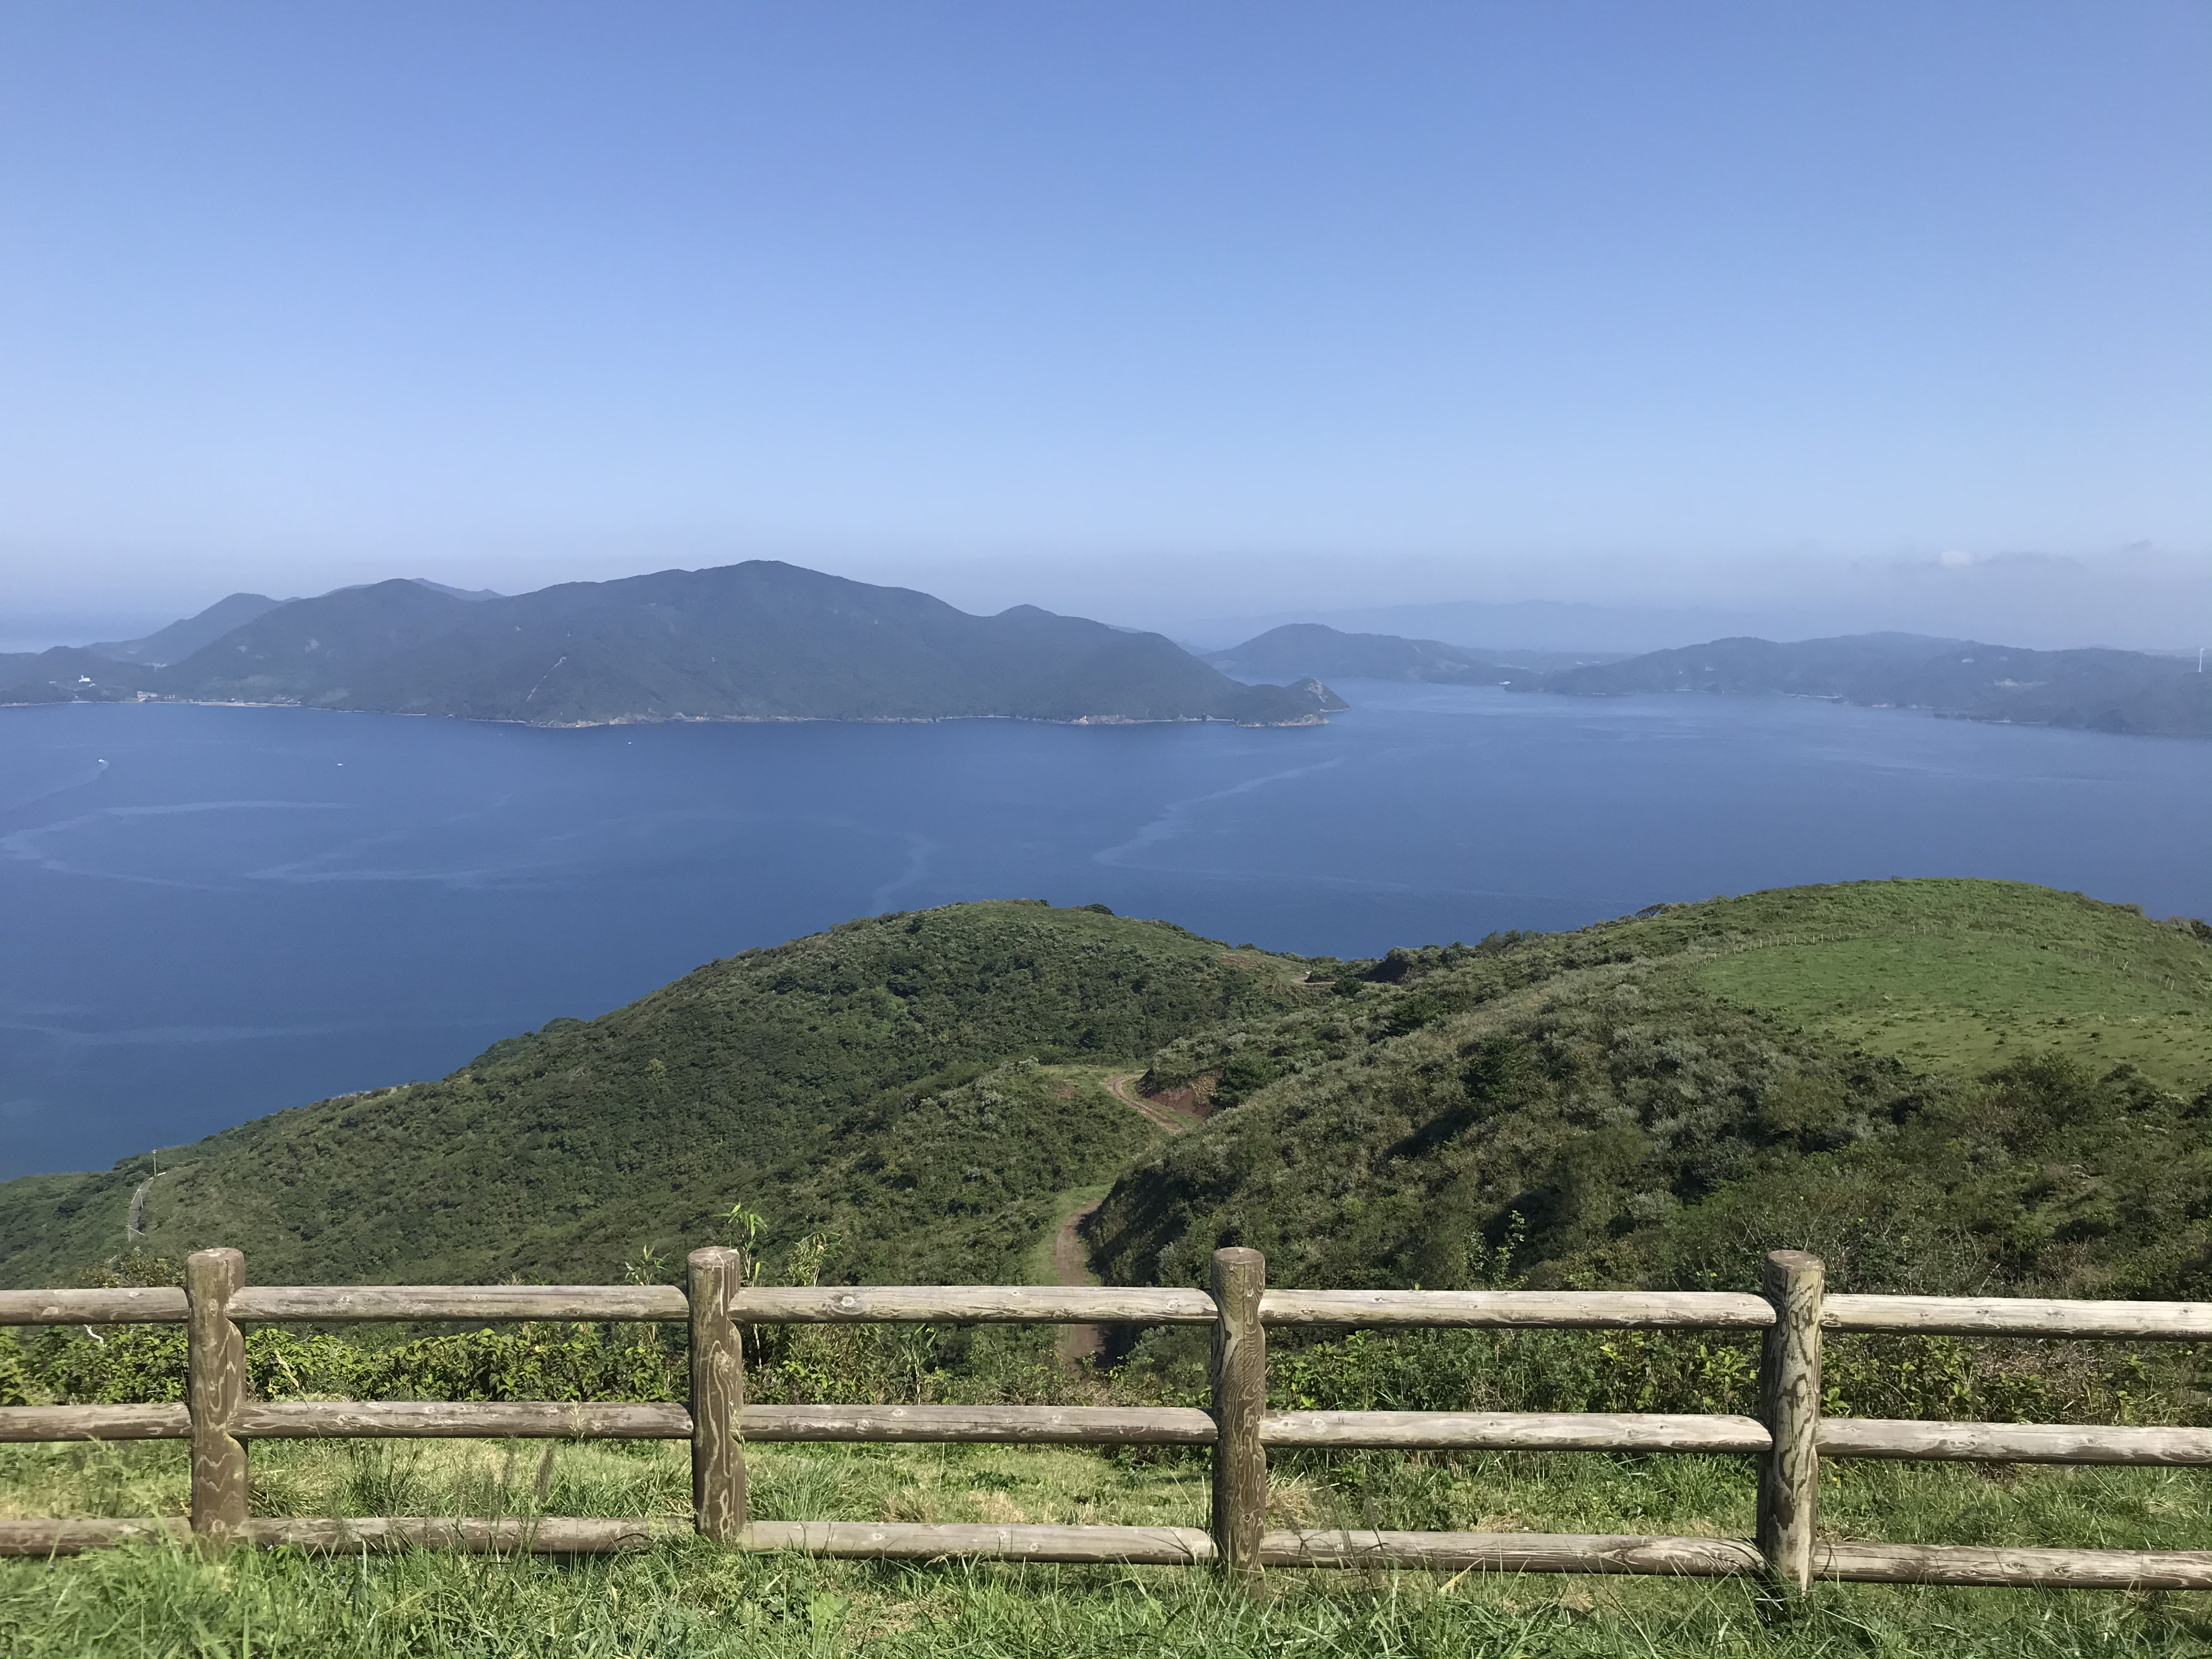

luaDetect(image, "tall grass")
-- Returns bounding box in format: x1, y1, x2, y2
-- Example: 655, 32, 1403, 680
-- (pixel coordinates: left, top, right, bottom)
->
5, 1436, 2211, 1656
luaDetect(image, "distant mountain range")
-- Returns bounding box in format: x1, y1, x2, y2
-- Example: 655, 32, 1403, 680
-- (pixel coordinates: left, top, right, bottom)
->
1205, 623, 1522, 685
0, 564, 1344, 728
10, 578, 2204, 737
80, 591, 287, 664
1207, 622, 2212, 738
1537, 632, 2212, 737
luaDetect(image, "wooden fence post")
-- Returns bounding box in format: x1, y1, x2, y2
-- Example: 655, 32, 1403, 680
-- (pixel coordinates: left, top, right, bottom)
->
1209, 1246, 1267, 1588
185, 1248, 248, 1550
689, 1246, 747, 1541
1757, 1249, 1824, 1597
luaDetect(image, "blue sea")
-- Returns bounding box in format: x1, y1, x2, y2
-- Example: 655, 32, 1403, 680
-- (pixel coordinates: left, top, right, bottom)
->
5, 687, 2210, 1178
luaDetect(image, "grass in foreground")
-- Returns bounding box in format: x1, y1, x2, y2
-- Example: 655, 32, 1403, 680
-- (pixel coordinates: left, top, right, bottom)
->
5, 1438, 2212, 1655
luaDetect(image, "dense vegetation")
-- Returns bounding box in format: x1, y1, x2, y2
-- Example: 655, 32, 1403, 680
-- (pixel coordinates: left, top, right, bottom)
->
4, 878, 2211, 1651
0, 901, 1308, 1287
0, 564, 1341, 726
7, 879, 2208, 1308
1536, 631, 2212, 737
1092, 881, 2212, 1304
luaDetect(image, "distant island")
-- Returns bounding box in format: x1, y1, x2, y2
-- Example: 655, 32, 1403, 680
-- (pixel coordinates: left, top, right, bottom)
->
1205, 622, 1521, 685
1206, 622, 2212, 739
13, 577, 2204, 737
0, 563, 1345, 728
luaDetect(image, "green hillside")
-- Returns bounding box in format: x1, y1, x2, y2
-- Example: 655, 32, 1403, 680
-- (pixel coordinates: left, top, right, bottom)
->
1088, 880, 2212, 1302
0, 902, 1309, 1289
5, 879, 2207, 1309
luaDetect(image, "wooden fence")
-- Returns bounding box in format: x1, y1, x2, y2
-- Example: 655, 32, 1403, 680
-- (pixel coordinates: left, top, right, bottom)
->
5, 1245, 2212, 1593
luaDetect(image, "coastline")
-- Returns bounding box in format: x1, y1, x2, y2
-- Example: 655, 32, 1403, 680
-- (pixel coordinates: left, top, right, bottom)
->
0, 694, 1334, 730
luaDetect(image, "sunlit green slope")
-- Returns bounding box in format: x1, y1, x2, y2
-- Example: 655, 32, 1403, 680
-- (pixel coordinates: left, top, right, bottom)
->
0, 902, 1309, 1289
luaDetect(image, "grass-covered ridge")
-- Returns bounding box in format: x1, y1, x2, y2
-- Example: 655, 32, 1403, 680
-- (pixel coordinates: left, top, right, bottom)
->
5, 878, 2212, 1652
1091, 879, 2212, 1302
7, 878, 2208, 1303
0, 900, 1308, 1289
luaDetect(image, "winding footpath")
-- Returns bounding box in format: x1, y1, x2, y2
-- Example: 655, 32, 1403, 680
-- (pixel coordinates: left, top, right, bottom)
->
1052, 1073, 1197, 1365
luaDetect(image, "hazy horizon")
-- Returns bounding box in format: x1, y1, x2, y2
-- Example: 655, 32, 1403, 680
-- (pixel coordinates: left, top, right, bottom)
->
4, 4, 2208, 653
8, 544, 2210, 661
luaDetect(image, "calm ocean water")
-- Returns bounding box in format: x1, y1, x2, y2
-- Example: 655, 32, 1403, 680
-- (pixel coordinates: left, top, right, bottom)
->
5, 687, 2210, 1177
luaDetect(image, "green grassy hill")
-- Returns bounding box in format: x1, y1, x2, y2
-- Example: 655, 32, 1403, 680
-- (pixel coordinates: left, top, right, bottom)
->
5, 879, 2207, 1309
1089, 879, 2212, 1302
0, 901, 1310, 1289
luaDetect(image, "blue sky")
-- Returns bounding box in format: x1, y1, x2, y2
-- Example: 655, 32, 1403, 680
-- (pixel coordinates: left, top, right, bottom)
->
2, 2, 2207, 640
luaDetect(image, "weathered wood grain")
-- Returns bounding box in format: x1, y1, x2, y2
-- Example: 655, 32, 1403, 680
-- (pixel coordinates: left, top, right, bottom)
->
1824, 1294, 2212, 1340
234, 1401, 692, 1439
226, 1285, 691, 1323
1817, 1541, 2212, 1588
1820, 1418, 2212, 1464
739, 1404, 1218, 1444
1757, 1249, 1823, 1597
0, 1517, 189, 1556
738, 1521, 1217, 1564
0, 1288, 187, 1326
689, 1246, 746, 1540
1257, 1289, 1775, 1329
1260, 1411, 1770, 1453
730, 1285, 1216, 1324
1259, 1530, 1764, 1576
1210, 1247, 1267, 1589
0, 1404, 190, 1443
243, 1516, 686, 1554
186, 1248, 247, 1550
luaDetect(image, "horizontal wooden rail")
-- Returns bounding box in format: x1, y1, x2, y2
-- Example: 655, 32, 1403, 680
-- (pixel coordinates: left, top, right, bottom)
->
0, 1519, 191, 1556
1823, 1294, 2212, 1340
14, 1282, 2207, 1340
0, 1400, 1219, 1447
0, 1288, 187, 1325
227, 1285, 692, 1323
21, 1400, 2203, 1469
742, 1521, 1217, 1562
730, 1285, 1217, 1324
13, 1248, 2212, 1599
235, 1402, 692, 1440
741, 1404, 1217, 1444
0, 1517, 685, 1558
1820, 1418, 2212, 1465
1260, 1530, 1763, 1576
1258, 1289, 1775, 1329
0, 1404, 190, 1442
1261, 1411, 1771, 1453
9, 1517, 2210, 1585
1816, 1542, 2212, 1589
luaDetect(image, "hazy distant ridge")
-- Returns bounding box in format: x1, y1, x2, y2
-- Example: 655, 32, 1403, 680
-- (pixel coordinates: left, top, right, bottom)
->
1201, 621, 2211, 738
1205, 623, 1521, 685
0, 563, 1342, 729
1539, 633, 2212, 738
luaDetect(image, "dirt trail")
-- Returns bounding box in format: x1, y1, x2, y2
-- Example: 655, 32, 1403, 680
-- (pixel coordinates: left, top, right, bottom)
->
1052, 1198, 1108, 1364
126, 1173, 160, 1242
1103, 1071, 1198, 1133
1053, 1074, 1199, 1365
